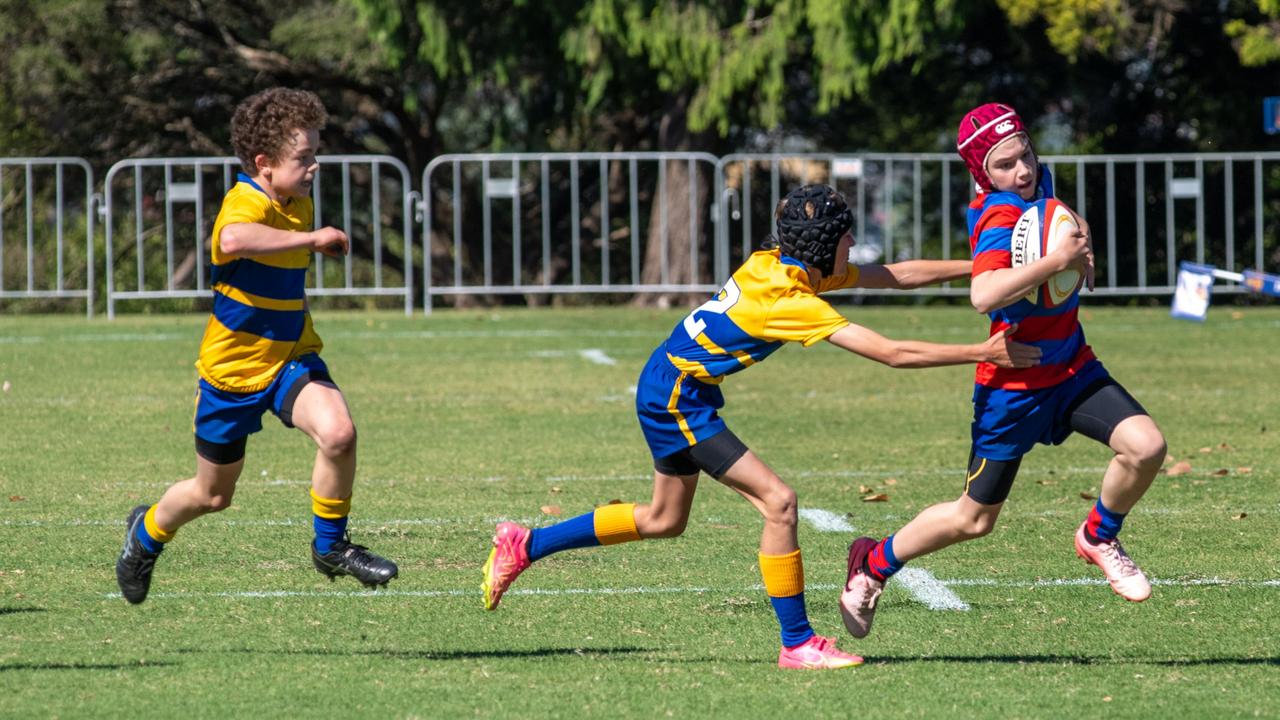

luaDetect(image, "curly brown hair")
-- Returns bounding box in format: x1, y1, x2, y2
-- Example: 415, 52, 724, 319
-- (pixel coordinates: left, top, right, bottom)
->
230, 88, 328, 174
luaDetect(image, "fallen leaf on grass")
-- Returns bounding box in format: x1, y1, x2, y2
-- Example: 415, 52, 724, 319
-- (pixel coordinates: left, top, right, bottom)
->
861, 493, 890, 503
1198, 447, 1212, 454
550, 486, 562, 494
8, 496, 24, 502
540, 505, 562, 516
1232, 513, 1248, 520
885, 478, 898, 486
1218, 442, 1233, 451
1237, 467, 1253, 474
1036, 480, 1057, 486
1212, 468, 1230, 476
1079, 492, 1096, 500
1165, 461, 1193, 476
859, 485, 874, 494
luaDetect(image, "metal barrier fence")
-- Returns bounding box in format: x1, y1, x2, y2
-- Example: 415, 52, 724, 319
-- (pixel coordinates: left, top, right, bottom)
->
420, 152, 721, 312
103, 155, 414, 318
717, 152, 1280, 297
4, 150, 1278, 317
0, 158, 96, 316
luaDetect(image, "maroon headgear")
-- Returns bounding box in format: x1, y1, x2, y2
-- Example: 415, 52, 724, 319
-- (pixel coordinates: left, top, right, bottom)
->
957, 103, 1029, 192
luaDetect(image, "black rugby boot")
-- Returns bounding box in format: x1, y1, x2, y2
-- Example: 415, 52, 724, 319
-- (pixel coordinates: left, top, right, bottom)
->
312, 536, 398, 588
116, 505, 161, 604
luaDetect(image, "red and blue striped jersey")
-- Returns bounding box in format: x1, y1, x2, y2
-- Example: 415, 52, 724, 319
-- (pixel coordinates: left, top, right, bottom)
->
968, 168, 1096, 390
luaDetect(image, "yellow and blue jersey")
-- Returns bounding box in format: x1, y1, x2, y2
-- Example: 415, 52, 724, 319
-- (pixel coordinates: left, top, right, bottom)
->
660, 248, 860, 383
195, 174, 323, 393
636, 249, 859, 459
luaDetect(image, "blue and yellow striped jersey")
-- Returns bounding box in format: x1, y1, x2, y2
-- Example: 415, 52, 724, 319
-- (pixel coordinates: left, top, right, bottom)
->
661, 248, 860, 383
195, 174, 323, 393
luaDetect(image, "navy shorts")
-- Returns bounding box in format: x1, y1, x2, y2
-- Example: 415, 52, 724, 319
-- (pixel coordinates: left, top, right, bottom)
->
635, 347, 729, 460
194, 353, 333, 445
971, 360, 1115, 460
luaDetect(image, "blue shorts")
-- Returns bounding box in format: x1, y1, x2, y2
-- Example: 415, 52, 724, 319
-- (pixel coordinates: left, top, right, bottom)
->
194, 354, 332, 445
635, 347, 728, 460
971, 360, 1111, 461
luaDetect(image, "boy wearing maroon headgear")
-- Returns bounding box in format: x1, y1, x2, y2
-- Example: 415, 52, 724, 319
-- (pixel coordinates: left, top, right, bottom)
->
838, 103, 1168, 640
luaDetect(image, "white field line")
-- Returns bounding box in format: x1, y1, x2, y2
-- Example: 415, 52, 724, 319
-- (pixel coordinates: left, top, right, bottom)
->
98, 465, 1121, 488
578, 349, 617, 366
101, 577, 1280, 602
31, 322, 1188, 346
3, 517, 542, 528
11, 502, 1275, 529
1, 328, 657, 345
798, 508, 856, 533
800, 506, 970, 611
894, 568, 971, 610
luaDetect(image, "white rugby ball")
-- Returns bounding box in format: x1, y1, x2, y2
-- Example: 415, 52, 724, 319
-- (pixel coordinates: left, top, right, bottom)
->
1009, 198, 1083, 307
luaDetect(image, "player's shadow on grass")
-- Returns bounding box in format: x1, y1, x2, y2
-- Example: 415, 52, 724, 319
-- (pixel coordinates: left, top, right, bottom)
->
873, 654, 1280, 666
0, 607, 45, 616
0, 661, 178, 673
180, 646, 653, 661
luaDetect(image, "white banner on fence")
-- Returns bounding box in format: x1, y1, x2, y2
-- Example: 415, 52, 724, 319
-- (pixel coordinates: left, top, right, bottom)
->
1171, 262, 1215, 321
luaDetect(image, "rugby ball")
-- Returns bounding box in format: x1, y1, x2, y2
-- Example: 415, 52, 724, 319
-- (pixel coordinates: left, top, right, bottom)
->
1009, 198, 1083, 307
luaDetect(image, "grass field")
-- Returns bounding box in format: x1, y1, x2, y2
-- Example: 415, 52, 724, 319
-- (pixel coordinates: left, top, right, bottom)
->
2, 305, 1277, 718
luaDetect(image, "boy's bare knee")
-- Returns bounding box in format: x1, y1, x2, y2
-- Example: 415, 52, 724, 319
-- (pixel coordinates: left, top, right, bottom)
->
648, 514, 689, 539
1134, 434, 1167, 470
951, 502, 998, 540
963, 514, 998, 539
762, 484, 797, 526
317, 422, 357, 458
199, 491, 234, 514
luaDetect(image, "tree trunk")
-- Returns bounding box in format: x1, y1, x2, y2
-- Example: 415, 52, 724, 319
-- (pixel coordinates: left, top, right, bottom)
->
634, 93, 713, 308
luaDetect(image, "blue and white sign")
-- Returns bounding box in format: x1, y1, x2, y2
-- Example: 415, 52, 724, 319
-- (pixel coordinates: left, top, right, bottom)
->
1171, 262, 1215, 321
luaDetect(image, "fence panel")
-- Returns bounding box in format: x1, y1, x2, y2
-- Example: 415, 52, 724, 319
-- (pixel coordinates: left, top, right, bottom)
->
0, 158, 95, 316
716, 153, 969, 296
5, 149, 1279, 316
718, 152, 1280, 298
103, 155, 414, 318
419, 152, 722, 312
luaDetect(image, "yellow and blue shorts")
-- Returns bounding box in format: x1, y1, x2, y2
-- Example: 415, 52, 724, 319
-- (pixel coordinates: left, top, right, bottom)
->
635, 346, 730, 463
194, 353, 334, 452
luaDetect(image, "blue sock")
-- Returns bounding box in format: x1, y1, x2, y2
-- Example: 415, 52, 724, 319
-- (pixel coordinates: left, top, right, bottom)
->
313, 514, 349, 555
527, 512, 600, 562
770, 593, 815, 648
1086, 499, 1126, 542
866, 534, 905, 581
135, 522, 165, 554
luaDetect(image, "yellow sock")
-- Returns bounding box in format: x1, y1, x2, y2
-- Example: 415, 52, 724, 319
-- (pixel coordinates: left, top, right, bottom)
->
593, 503, 640, 545
143, 504, 176, 543
310, 489, 351, 519
759, 549, 805, 597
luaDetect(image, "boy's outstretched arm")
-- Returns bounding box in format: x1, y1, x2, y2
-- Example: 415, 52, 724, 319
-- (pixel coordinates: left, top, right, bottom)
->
854, 260, 971, 290
221, 223, 349, 258
826, 322, 1040, 369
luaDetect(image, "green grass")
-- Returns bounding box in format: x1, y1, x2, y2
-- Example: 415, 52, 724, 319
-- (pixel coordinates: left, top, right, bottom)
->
1, 305, 1277, 718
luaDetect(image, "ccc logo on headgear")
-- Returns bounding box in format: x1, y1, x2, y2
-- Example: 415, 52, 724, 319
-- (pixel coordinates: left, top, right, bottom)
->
995, 121, 1014, 134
